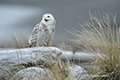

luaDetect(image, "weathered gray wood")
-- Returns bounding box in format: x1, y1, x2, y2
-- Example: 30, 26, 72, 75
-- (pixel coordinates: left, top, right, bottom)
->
0, 47, 93, 80
10, 65, 88, 80
10, 67, 55, 80
0, 47, 62, 80
69, 65, 88, 80
61, 51, 94, 61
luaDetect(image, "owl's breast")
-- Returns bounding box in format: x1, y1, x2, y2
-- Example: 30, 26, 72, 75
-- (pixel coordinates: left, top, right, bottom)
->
47, 25, 55, 34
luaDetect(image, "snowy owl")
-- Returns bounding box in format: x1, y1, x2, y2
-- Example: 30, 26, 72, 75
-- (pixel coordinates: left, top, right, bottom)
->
26, 13, 56, 47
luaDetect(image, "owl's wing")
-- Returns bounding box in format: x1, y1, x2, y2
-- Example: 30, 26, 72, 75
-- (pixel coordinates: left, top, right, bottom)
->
26, 23, 40, 47
36, 23, 49, 46
26, 22, 48, 47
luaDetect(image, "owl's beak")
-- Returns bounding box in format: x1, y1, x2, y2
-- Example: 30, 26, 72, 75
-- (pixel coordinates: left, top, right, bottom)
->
45, 18, 48, 22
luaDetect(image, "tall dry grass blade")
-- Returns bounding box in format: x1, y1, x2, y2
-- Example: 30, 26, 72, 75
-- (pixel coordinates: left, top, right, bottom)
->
14, 32, 20, 48
73, 12, 120, 79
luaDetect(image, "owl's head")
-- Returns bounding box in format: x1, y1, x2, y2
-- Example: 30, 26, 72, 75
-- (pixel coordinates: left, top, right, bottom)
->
42, 13, 56, 24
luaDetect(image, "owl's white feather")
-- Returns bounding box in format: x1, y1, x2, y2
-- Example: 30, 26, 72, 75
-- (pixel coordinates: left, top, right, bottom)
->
26, 13, 56, 47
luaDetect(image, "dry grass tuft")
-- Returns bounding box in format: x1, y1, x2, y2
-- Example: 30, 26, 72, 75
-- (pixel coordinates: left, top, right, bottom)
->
74, 12, 120, 79
50, 58, 71, 80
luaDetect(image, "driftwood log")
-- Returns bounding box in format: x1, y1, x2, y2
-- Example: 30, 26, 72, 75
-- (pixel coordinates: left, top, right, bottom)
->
10, 67, 55, 80
0, 47, 62, 80
0, 47, 92, 80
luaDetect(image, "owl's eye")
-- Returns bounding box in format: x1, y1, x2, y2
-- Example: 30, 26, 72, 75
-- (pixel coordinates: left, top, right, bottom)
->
47, 16, 50, 18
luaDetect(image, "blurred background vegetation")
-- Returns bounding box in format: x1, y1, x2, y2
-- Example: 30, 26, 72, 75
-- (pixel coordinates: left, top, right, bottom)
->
0, 0, 120, 48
